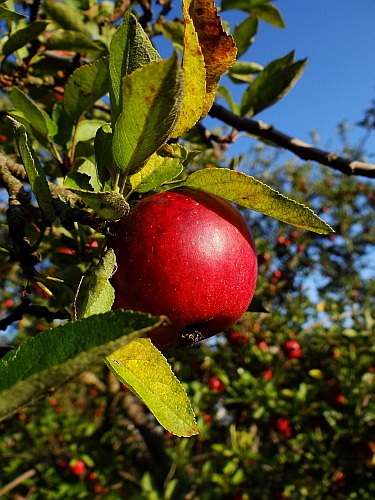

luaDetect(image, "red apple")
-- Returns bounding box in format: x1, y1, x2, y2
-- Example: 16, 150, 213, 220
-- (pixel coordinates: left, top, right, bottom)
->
228, 330, 249, 346
208, 376, 225, 392
282, 340, 302, 359
110, 188, 257, 349
70, 459, 86, 475
274, 417, 292, 438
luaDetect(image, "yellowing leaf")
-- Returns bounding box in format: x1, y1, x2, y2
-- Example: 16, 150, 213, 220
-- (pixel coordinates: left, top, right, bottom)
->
129, 144, 185, 193
190, 0, 237, 118
106, 338, 199, 437
183, 168, 334, 234
171, 0, 206, 137
173, 0, 237, 137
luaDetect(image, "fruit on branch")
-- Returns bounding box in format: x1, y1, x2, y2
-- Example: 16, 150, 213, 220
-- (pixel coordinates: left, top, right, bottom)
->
282, 340, 302, 359
69, 459, 86, 475
208, 376, 225, 393
110, 188, 257, 349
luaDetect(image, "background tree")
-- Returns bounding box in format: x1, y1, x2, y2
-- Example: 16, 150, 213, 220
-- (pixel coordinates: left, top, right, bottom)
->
0, 0, 374, 498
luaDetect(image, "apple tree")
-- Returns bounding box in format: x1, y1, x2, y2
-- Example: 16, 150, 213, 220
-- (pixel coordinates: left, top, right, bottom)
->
0, 0, 375, 497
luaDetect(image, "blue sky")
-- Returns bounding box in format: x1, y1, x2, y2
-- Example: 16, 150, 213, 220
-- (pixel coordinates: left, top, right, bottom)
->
229, 0, 375, 158
226, 0, 375, 159
156, 0, 375, 163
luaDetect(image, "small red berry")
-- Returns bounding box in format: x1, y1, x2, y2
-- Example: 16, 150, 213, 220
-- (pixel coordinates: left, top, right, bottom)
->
228, 330, 249, 346
274, 417, 292, 438
203, 414, 212, 425
208, 377, 225, 393
257, 341, 268, 351
70, 459, 86, 476
262, 369, 273, 381
332, 471, 346, 488
282, 340, 302, 359
59, 247, 74, 254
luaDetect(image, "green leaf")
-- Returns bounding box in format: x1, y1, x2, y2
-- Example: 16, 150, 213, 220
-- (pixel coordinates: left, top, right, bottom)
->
241, 52, 307, 116
217, 86, 240, 115
232, 16, 258, 58
75, 119, 107, 143
7, 109, 56, 155
129, 144, 186, 193
1, 20, 48, 57
94, 124, 114, 189
106, 338, 199, 437
155, 19, 184, 48
45, 30, 103, 55
42, 0, 90, 35
75, 249, 116, 320
52, 102, 74, 146
183, 168, 334, 234
112, 53, 184, 175
0, 310, 165, 422
67, 189, 129, 220
0, 5, 26, 21
250, 3, 285, 28
8, 117, 55, 223
38, 277, 75, 307
227, 61, 263, 84
64, 157, 101, 192
221, 0, 286, 28
10, 87, 58, 137
63, 56, 109, 123
109, 10, 161, 127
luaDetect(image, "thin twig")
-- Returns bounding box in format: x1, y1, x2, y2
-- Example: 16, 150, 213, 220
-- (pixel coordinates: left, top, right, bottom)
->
209, 103, 375, 178
0, 469, 37, 497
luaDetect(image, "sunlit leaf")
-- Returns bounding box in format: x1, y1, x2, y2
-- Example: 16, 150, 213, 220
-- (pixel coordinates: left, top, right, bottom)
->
106, 338, 199, 437
190, 0, 237, 118
171, 0, 206, 137
0, 310, 165, 422
129, 144, 186, 193
183, 168, 334, 234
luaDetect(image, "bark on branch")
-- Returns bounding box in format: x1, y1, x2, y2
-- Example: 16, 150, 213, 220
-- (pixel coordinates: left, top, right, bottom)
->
209, 103, 375, 178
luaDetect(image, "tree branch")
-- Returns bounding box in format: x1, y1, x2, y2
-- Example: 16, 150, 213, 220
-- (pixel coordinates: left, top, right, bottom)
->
209, 103, 375, 178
